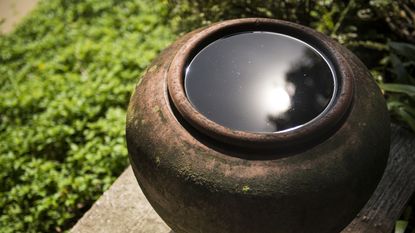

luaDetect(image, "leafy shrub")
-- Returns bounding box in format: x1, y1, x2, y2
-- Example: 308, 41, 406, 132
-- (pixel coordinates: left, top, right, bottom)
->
381, 42, 415, 132
0, 0, 176, 232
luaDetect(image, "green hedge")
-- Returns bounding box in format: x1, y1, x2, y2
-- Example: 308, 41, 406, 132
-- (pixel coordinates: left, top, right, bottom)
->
0, 0, 176, 232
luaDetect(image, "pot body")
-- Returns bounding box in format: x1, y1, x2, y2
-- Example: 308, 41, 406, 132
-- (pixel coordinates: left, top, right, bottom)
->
126, 19, 390, 233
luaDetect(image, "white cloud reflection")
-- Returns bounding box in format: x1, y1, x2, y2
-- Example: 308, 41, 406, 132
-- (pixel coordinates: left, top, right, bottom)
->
260, 81, 292, 116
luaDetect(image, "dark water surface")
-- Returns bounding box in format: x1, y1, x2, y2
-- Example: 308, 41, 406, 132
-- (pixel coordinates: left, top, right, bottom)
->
185, 32, 336, 133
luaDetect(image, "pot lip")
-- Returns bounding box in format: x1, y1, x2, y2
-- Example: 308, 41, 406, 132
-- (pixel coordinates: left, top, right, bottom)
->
167, 18, 354, 149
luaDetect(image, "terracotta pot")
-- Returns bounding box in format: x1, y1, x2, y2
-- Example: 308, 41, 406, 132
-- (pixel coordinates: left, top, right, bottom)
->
126, 18, 390, 233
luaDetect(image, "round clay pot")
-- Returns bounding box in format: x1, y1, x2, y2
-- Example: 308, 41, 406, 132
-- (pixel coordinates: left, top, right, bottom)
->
126, 18, 390, 233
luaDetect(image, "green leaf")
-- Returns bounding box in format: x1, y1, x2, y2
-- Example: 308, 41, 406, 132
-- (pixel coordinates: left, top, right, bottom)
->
397, 107, 415, 132
389, 42, 415, 61
380, 83, 415, 98
395, 220, 408, 233
390, 53, 411, 83
386, 100, 404, 110
403, 105, 415, 117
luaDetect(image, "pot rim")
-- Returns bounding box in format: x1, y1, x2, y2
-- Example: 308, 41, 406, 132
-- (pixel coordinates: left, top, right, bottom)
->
167, 18, 354, 149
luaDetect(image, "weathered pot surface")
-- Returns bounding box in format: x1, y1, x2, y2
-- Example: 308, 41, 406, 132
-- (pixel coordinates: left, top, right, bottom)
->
126, 18, 390, 233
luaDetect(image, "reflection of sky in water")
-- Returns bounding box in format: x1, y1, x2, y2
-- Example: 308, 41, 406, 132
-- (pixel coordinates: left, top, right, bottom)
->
185, 32, 335, 133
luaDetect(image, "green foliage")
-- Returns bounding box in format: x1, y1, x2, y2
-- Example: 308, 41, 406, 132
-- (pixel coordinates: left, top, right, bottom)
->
395, 206, 413, 233
0, 0, 176, 232
371, 0, 415, 44
396, 220, 408, 233
380, 42, 415, 132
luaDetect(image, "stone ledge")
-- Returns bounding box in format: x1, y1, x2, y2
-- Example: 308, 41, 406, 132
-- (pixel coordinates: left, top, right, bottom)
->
70, 167, 171, 233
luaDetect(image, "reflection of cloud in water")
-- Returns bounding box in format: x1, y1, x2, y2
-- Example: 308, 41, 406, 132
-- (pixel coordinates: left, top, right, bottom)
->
185, 32, 334, 133
258, 77, 295, 118
266, 47, 334, 131
261, 86, 291, 115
